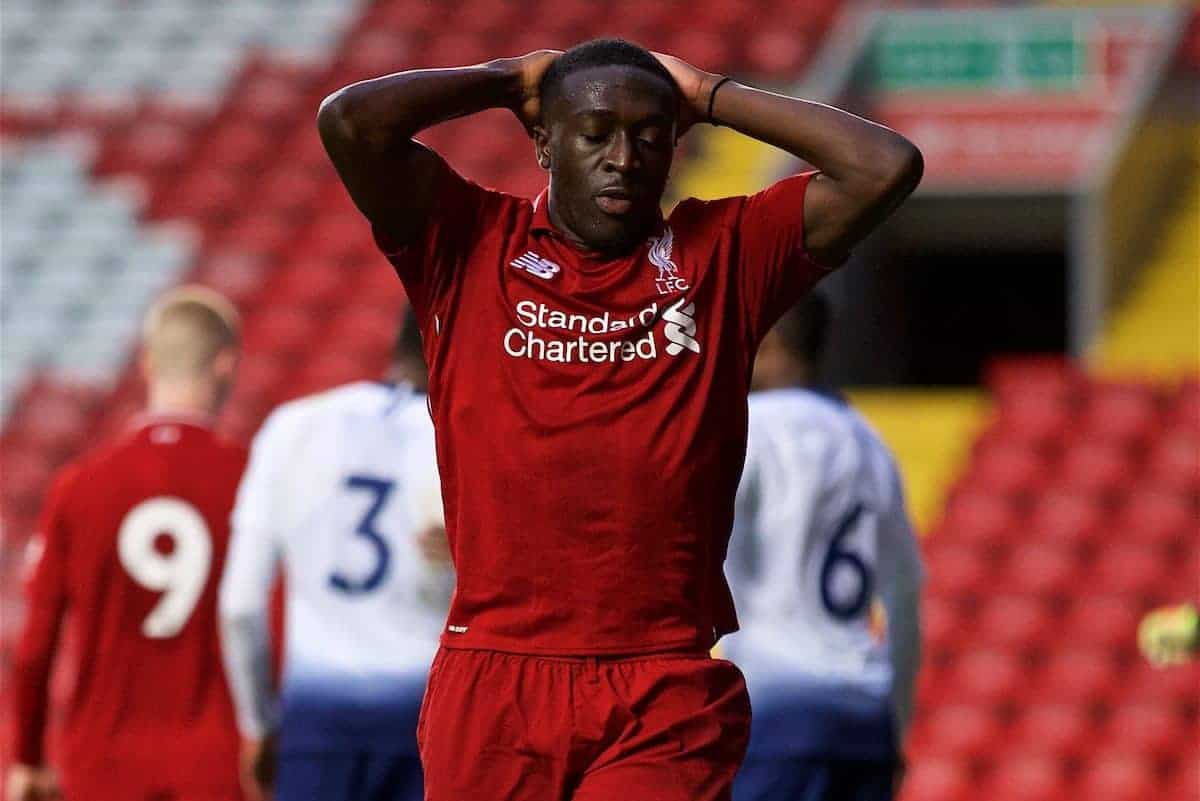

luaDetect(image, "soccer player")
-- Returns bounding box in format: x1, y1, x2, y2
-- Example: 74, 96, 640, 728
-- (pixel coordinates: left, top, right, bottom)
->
724, 293, 924, 801
219, 314, 447, 801
7, 287, 245, 801
318, 38, 922, 800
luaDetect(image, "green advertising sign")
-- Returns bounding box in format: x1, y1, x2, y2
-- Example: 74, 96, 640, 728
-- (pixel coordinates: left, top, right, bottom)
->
875, 15, 1089, 92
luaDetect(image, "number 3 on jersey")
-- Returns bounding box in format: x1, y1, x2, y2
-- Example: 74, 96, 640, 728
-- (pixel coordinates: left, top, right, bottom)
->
329, 475, 395, 595
820, 503, 875, 621
117, 497, 212, 639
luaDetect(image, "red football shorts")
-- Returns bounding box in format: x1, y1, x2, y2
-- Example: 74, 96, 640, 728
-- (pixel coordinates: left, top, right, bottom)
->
418, 647, 751, 801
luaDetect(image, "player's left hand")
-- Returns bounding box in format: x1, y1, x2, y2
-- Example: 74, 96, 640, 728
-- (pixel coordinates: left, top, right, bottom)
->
651, 52, 723, 136
239, 735, 278, 801
5, 765, 59, 801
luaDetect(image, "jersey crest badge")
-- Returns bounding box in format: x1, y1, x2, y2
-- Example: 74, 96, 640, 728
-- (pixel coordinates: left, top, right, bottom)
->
649, 227, 689, 295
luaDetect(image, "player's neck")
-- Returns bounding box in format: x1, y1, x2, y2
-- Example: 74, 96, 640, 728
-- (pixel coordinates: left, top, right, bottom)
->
146, 379, 221, 420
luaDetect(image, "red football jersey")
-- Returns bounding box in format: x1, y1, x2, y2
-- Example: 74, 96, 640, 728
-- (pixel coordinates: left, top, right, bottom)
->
11, 416, 247, 800
373, 163, 829, 656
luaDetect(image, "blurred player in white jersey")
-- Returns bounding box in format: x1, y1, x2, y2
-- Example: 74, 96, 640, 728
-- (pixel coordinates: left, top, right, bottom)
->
724, 293, 924, 801
219, 314, 449, 801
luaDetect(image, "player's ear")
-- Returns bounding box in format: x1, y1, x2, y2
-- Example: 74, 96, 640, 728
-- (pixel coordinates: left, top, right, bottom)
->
533, 125, 551, 171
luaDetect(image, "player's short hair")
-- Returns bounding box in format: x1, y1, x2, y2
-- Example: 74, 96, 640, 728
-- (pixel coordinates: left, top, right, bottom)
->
393, 309, 425, 366
142, 285, 240, 380
539, 38, 678, 117
774, 290, 831, 367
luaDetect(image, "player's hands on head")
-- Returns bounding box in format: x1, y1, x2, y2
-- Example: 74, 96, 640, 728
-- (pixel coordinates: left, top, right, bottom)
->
5, 765, 59, 801
500, 50, 562, 135
651, 52, 724, 137
239, 735, 278, 801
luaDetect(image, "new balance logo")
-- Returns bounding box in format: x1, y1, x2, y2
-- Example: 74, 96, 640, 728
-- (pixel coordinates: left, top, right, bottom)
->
510, 252, 560, 280
648, 227, 689, 295
663, 297, 700, 356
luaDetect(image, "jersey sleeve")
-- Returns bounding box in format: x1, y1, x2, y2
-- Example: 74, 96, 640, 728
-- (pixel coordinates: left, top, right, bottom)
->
732, 171, 834, 344
876, 458, 925, 740
370, 155, 500, 324
219, 414, 286, 738
11, 467, 76, 766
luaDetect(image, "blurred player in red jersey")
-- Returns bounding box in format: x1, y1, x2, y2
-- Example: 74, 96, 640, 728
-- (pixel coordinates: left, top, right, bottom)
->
319, 38, 922, 801
7, 287, 246, 801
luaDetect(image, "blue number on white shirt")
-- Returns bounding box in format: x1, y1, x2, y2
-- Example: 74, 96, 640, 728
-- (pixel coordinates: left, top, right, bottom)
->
329, 475, 394, 595
819, 503, 874, 620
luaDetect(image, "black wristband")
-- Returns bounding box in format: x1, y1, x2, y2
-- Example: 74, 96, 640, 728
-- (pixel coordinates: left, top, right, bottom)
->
707, 76, 732, 124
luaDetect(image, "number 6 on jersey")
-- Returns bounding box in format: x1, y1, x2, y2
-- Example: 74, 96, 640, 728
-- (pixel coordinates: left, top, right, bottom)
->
117, 497, 213, 638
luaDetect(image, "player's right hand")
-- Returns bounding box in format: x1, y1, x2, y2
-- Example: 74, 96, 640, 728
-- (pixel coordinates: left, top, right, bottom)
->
239, 735, 278, 801
5, 765, 59, 801
502, 50, 562, 134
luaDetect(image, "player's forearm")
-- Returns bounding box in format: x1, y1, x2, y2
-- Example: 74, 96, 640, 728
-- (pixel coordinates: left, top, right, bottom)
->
11, 654, 53, 766
712, 83, 921, 194
219, 612, 278, 739
10, 601, 63, 766
318, 62, 522, 151
886, 586, 922, 740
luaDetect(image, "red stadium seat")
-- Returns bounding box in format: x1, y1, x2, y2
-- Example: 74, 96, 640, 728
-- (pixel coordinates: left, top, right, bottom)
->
1076, 750, 1160, 801
258, 167, 325, 219
898, 757, 972, 801
975, 595, 1054, 653
1116, 486, 1195, 548
1008, 703, 1094, 761
1089, 543, 1170, 598
1033, 647, 1120, 706
922, 595, 967, 654
1056, 440, 1134, 498
985, 357, 1082, 404
1026, 488, 1104, 549
968, 442, 1050, 497
744, 28, 814, 77
987, 389, 1074, 449
1002, 542, 1080, 598
922, 541, 992, 600
919, 703, 1004, 761
201, 121, 274, 172
244, 307, 321, 358
979, 752, 1068, 801
1145, 431, 1200, 494
1079, 383, 1161, 448
1060, 594, 1143, 656
937, 487, 1021, 546
1102, 703, 1189, 761
272, 259, 345, 311
1121, 661, 1200, 710
1165, 754, 1198, 801
946, 649, 1028, 706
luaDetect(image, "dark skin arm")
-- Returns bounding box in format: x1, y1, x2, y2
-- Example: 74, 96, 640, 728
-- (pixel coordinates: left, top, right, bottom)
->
316, 52, 560, 249
655, 54, 923, 266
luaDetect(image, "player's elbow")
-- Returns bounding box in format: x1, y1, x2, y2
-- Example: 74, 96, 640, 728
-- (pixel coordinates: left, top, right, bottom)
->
317, 90, 361, 149
874, 137, 923, 204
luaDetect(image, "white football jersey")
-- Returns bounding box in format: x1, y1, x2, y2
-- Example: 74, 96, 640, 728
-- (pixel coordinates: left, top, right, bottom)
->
723, 388, 924, 754
219, 381, 448, 745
